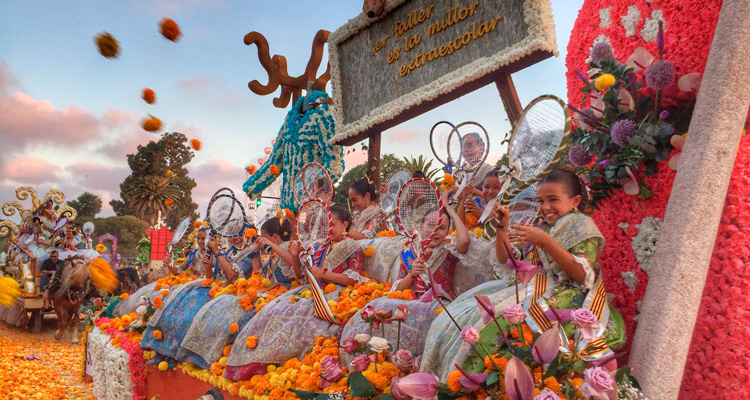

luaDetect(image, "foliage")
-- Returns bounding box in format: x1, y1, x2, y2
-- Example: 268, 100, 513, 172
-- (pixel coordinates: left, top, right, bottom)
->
402, 155, 440, 181
333, 153, 406, 205
67, 192, 103, 217
75, 215, 150, 258
114, 132, 199, 228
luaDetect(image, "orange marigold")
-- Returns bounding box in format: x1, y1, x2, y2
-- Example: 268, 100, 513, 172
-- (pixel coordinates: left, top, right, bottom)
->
142, 88, 156, 104
229, 322, 239, 334
160, 289, 170, 297
436, 307, 444, 316
159, 18, 182, 42
447, 370, 463, 393
193, 220, 203, 228
142, 115, 162, 132
95, 32, 119, 58
363, 246, 375, 257
153, 330, 163, 340
153, 296, 163, 308
324, 283, 336, 294
244, 228, 257, 239
246, 165, 257, 175
190, 139, 202, 151
245, 335, 258, 349
164, 198, 174, 206
223, 345, 232, 357
120, 292, 129, 300
269, 165, 280, 175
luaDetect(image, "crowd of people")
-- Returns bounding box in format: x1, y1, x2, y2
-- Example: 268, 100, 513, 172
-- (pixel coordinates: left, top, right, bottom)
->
111, 164, 625, 382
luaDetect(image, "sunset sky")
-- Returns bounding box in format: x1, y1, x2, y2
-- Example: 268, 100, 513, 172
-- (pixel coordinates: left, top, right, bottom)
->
0, 0, 581, 218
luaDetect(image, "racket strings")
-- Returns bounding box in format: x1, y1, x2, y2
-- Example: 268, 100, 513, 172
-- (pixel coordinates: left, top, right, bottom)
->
512, 101, 567, 182
398, 180, 441, 247
430, 122, 455, 166
297, 201, 329, 243
381, 169, 411, 213
448, 122, 490, 174
295, 163, 333, 205
209, 196, 246, 237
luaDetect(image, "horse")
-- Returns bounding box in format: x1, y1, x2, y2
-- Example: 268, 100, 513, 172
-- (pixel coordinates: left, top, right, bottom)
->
51, 256, 94, 343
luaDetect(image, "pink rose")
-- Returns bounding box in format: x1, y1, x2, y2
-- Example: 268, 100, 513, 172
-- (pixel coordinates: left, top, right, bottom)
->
350, 354, 371, 372
571, 309, 600, 340
320, 356, 344, 382
392, 349, 414, 372
412, 355, 422, 371
582, 366, 616, 400
375, 309, 393, 322
340, 338, 360, 354
503, 304, 526, 325
360, 305, 375, 320
460, 325, 480, 345
393, 304, 410, 322
534, 389, 562, 400
390, 376, 410, 400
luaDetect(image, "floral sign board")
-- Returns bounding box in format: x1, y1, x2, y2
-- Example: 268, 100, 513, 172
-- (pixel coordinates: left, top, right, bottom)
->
329, 0, 558, 144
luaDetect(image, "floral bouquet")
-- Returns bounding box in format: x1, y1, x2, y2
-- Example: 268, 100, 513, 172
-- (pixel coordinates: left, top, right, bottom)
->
568, 22, 701, 209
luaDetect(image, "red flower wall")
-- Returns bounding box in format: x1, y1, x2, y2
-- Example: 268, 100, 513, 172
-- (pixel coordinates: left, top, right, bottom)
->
567, 0, 750, 397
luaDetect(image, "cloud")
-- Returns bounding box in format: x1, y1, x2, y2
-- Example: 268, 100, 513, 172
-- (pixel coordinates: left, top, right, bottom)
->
0, 92, 101, 151
188, 158, 246, 211
66, 161, 129, 193
0, 61, 20, 95
386, 128, 418, 143
177, 74, 254, 110
0, 157, 61, 184
134, 0, 228, 15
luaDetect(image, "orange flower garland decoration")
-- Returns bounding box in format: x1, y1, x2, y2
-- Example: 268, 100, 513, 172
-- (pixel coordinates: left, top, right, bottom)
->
269, 165, 280, 175
377, 230, 397, 237
193, 220, 203, 229
153, 330, 163, 340
245, 335, 258, 349
153, 296, 163, 308
387, 289, 415, 300
244, 228, 257, 239
164, 198, 174, 206
246, 165, 257, 175
142, 115, 162, 132
363, 246, 375, 257
328, 280, 392, 324
95, 32, 120, 58
190, 138, 202, 150
142, 88, 156, 104
166, 169, 174, 178
229, 322, 239, 334
159, 18, 182, 42
120, 292, 129, 300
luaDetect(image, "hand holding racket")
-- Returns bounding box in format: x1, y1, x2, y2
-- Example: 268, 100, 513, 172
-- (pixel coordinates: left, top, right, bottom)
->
447, 122, 490, 198
378, 168, 411, 231
167, 217, 191, 257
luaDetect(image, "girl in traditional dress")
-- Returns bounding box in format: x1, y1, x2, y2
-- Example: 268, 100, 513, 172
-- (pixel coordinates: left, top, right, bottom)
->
225, 204, 368, 380
338, 190, 471, 366
457, 169, 504, 229
420, 168, 626, 381
348, 179, 381, 240
141, 228, 258, 367
252, 217, 301, 286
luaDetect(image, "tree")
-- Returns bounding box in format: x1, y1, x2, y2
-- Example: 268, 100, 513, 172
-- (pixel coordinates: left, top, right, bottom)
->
109, 199, 128, 216
333, 154, 406, 205
75, 215, 150, 258
402, 155, 441, 181
114, 132, 199, 229
67, 192, 103, 217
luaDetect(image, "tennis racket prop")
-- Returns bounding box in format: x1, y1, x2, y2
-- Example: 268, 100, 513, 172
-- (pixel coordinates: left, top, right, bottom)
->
296, 198, 337, 324
447, 121, 490, 199
167, 217, 191, 256
293, 162, 334, 206
430, 121, 457, 173
396, 178, 444, 295
206, 190, 250, 279
379, 168, 411, 231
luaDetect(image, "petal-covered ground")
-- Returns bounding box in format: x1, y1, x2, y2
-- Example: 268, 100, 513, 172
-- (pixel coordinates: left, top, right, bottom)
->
0, 320, 94, 400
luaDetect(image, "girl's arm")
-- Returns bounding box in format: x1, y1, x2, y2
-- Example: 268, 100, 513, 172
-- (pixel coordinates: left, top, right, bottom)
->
442, 191, 470, 254
289, 242, 303, 280
394, 259, 426, 291
251, 254, 262, 273
347, 230, 368, 240
510, 226, 588, 286
494, 206, 511, 262
309, 266, 356, 286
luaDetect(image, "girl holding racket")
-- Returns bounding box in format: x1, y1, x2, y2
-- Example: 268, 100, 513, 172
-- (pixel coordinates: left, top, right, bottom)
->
251, 216, 302, 286
456, 169, 505, 229
163, 227, 210, 276
347, 179, 381, 240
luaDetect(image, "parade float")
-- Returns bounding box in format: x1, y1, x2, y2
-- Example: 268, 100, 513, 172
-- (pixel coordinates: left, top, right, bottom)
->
80, 0, 750, 399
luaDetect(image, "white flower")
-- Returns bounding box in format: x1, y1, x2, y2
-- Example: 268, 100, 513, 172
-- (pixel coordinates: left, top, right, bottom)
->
368, 336, 389, 353
354, 334, 371, 344
599, 7, 612, 29
621, 6, 641, 37
135, 305, 147, 314
133, 320, 143, 328
641, 9, 666, 42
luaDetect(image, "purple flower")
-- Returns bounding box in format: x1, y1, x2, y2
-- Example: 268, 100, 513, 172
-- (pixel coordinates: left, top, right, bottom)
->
390, 376, 410, 400
590, 42, 615, 66
397, 373, 439, 400
475, 295, 496, 325
572, 309, 600, 340
568, 145, 592, 166
574, 69, 588, 84
657, 21, 665, 53
597, 159, 610, 168
645, 59, 675, 90
419, 283, 441, 303
392, 349, 415, 372
503, 304, 526, 325
610, 119, 637, 147
505, 356, 535, 400
455, 364, 487, 393
659, 110, 670, 120
582, 366, 616, 400
350, 354, 371, 372
532, 326, 560, 365
534, 389, 562, 400
320, 356, 345, 382
460, 325, 480, 345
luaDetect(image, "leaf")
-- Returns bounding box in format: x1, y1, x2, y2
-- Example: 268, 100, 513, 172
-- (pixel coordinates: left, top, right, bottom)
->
375, 395, 395, 400
638, 181, 653, 199
347, 371, 379, 398
485, 371, 499, 387
543, 356, 561, 380
288, 389, 328, 400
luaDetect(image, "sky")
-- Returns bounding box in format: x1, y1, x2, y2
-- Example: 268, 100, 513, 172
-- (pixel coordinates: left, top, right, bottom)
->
0, 0, 583, 222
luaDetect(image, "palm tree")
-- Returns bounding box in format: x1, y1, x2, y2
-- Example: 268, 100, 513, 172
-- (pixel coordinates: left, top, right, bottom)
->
402, 155, 441, 181
127, 175, 179, 225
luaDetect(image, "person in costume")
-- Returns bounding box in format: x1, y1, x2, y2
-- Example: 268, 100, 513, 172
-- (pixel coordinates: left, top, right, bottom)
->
338, 189, 471, 367
458, 132, 494, 190
251, 217, 301, 287
225, 204, 368, 380
420, 168, 626, 381
347, 179, 381, 240
141, 223, 259, 368
457, 169, 504, 229
163, 228, 210, 277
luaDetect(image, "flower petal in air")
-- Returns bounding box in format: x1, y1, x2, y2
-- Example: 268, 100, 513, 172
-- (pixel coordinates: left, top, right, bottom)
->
397, 372, 439, 399
532, 326, 560, 365
505, 356, 535, 400
678, 72, 702, 93
626, 47, 654, 72
475, 295, 496, 325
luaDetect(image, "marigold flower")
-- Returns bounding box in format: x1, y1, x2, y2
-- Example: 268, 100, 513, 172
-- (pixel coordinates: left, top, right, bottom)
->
245, 335, 258, 349
142, 115, 162, 132
153, 296, 163, 308
166, 169, 173, 177
119, 292, 129, 300
95, 32, 119, 58
164, 198, 174, 206
447, 370, 463, 393
159, 18, 182, 42
229, 322, 239, 334
190, 138, 202, 150
153, 330, 163, 340
158, 361, 169, 371
160, 289, 170, 297
594, 73, 616, 91
246, 165, 257, 175
193, 221, 203, 228
244, 228, 257, 239
142, 88, 156, 104
269, 165, 280, 175
363, 246, 375, 257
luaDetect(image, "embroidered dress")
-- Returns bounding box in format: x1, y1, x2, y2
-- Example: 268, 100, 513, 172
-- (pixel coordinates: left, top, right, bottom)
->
140, 247, 255, 366
225, 239, 366, 380
420, 213, 626, 381
260, 242, 296, 287
113, 282, 160, 317
352, 204, 381, 239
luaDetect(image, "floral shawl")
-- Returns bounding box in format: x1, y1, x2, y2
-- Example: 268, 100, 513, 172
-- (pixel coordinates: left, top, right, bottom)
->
352, 204, 381, 239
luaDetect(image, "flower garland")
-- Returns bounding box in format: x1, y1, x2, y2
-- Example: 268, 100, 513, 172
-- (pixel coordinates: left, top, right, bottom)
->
93, 316, 148, 400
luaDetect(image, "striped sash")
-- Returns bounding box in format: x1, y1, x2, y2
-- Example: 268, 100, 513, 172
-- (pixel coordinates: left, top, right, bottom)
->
304, 268, 338, 324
